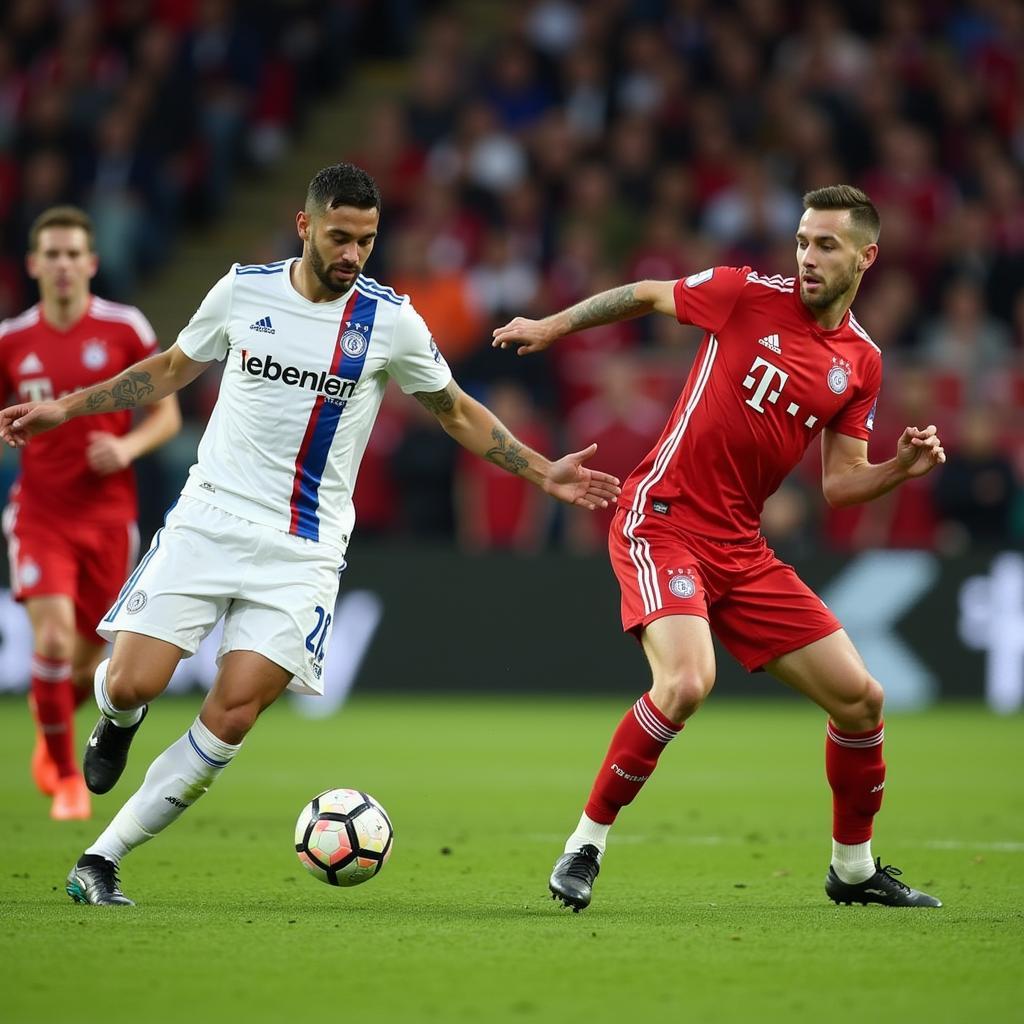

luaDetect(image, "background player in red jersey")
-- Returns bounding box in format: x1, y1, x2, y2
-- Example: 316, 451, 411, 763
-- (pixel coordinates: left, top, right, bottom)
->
494, 185, 947, 911
0, 207, 181, 820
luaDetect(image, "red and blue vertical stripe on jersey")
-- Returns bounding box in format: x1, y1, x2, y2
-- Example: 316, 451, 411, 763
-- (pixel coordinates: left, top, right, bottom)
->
289, 291, 377, 541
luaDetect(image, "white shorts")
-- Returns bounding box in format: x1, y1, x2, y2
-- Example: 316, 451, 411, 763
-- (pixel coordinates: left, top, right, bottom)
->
99, 495, 344, 695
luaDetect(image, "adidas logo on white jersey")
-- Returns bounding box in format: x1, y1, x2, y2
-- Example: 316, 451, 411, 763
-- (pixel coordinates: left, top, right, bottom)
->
757, 334, 781, 354
18, 352, 44, 374
250, 316, 276, 334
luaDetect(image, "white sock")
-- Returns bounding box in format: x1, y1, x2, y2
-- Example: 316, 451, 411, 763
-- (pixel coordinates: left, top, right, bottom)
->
93, 659, 144, 728
831, 839, 875, 883
564, 813, 610, 859
86, 716, 242, 865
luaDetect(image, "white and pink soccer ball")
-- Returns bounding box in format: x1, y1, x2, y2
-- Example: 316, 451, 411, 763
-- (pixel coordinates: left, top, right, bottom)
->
294, 788, 393, 887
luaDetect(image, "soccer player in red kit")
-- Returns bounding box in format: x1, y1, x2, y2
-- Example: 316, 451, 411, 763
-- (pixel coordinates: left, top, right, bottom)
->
0, 207, 181, 820
494, 186, 946, 910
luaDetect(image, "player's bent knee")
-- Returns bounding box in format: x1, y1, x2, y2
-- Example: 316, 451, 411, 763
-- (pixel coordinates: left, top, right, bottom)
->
651, 669, 713, 723
202, 702, 260, 746
863, 677, 885, 722
33, 626, 74, 663
105, 658, 165, 709
848, 676, 884, 725
830, 675, 884, 730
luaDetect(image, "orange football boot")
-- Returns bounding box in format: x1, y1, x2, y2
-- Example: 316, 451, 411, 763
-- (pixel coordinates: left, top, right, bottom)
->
27, 695, 59, 796
32, 732, 60, 796
51, 774, 92, 820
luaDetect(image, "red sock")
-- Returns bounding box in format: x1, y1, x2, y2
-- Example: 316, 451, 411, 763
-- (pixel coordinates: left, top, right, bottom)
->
584, 693, 683, 824
30, 655, 77, 779
825, 720, 885, 844
72, 684, 92, 710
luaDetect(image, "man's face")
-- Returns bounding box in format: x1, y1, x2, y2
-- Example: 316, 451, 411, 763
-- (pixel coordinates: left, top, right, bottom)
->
27, 226, 98, 303
299, 204, 379, 294
795, 208, 874, 310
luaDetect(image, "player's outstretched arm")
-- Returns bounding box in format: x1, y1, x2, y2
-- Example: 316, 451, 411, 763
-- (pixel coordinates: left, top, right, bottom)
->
821, 426, 946, 508
491, 280, 677, 355
0, 343, 208, 449
414, 380, 621, 510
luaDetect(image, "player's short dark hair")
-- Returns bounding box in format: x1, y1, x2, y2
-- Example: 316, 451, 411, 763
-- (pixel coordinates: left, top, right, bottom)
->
305, 163, 382, 218
28, 205, 95, 252
802, 185, 880, 244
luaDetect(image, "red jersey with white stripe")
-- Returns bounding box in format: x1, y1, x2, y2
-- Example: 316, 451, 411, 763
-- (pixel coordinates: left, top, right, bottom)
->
0, 298, 158, 523
620, 267, 881, 541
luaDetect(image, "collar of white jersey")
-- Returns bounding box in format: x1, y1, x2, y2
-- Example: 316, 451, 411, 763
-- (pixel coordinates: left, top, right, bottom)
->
281, 257, 359, 308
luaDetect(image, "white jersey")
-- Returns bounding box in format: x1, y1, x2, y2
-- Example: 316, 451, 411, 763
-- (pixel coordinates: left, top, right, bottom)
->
175, 258, 452, 552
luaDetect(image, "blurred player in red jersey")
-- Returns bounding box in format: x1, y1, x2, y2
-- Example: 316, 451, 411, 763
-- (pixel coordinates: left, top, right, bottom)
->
0, 207, 181, 820
494, 186, 947, 910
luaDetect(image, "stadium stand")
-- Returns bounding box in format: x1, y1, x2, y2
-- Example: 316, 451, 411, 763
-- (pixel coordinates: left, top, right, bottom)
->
3, 0, 1022, 551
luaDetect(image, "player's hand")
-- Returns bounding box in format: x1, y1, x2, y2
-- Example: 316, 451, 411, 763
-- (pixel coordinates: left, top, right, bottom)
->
896, 424, 946, 478
0, 401, 67, 447
542, 443, 621, 510
492, 317, 558, 356
86, 431, 133, 475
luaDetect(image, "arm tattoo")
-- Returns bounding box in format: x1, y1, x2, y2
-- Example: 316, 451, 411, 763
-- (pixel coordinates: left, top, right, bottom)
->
413, 382, 456, 415
566, 285, 646, 331
80, 372, 155, 413
110, 372, 155, 409
484, 426, 529, 475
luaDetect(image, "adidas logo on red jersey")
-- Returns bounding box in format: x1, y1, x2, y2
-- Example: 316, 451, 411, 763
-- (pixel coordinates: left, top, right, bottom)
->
757, 334, 781, 354
18, 352, 44, 374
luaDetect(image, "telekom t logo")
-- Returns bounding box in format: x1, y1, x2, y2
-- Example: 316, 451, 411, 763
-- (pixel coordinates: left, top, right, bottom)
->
18, 378, 56, 402
743, 356, 788, 413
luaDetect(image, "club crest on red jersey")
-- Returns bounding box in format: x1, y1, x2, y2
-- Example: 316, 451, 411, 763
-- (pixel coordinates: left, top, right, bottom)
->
81, 339, 109, 370
19, 557, 41, 589
827, 356, 852, 395
685, 268, 714, 288
667, 570, 696, 598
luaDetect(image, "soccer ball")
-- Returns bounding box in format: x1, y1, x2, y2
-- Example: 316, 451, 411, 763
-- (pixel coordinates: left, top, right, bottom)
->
294, 788, 394, 887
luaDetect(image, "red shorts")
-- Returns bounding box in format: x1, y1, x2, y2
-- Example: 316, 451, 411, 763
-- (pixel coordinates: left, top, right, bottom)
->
3, 504, 139, 641
609, 506, 841, 671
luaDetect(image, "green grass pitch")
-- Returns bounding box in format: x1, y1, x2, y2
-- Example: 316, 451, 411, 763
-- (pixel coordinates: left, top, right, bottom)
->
1, 694, 1021, 1023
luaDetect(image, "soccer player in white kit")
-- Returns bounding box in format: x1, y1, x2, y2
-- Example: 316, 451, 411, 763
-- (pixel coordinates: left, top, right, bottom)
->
0, 164, 621, 905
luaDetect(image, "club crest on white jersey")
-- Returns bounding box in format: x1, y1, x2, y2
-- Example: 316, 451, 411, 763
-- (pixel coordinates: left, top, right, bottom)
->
341, 324, 369, 358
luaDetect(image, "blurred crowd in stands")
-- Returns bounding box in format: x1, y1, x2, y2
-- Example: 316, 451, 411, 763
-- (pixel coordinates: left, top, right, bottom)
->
3, 0, 1023, 556
0, 0, 420, 303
